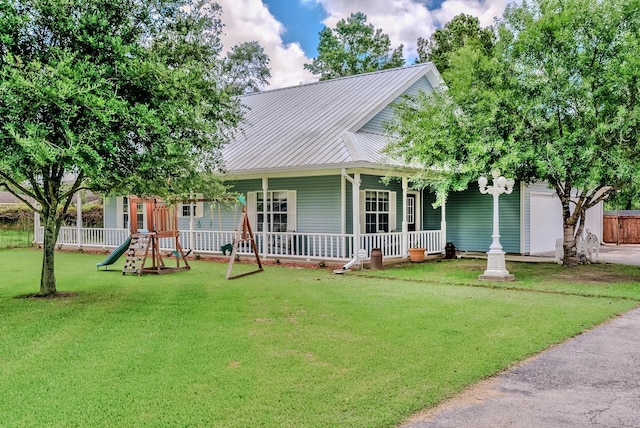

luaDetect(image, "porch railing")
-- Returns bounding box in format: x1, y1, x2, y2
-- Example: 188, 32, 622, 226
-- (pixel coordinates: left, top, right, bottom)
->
36, 227, 442, 261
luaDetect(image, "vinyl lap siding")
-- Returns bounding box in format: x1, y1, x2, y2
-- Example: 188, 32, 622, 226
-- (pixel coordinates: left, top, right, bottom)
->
229, 176, 341, 234
361, 76, 435, 133
421, 190, 441, 230
445, 185, 521, 253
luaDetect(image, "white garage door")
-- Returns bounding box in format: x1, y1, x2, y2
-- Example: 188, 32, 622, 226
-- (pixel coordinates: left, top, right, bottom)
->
530, 192, 563, 253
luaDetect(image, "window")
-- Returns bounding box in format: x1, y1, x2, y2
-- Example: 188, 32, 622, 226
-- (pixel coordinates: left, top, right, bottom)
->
247, 190, 297, 233
365, 191, 390, 233
257, 191, 289, 232
120, 197, 145, 231
177, 194, 204, 218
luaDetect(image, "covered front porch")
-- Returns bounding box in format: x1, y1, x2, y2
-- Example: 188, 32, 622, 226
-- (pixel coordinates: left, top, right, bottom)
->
35, 227, 443, 263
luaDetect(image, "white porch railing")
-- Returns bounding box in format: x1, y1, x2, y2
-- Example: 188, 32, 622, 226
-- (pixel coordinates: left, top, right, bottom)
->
36, 227, 442, 261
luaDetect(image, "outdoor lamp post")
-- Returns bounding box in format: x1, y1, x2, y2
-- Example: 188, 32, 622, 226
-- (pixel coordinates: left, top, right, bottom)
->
478, 169, 515, 281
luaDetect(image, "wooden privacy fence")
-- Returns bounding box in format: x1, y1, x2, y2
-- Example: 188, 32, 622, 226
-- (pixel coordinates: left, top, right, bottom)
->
603, 211, 640, 244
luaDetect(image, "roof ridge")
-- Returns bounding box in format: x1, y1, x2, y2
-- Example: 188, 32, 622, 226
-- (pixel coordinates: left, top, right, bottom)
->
240, 63, 436, 98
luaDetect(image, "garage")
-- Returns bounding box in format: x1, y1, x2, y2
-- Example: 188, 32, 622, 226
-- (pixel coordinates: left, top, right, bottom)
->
530, 192, 563, 253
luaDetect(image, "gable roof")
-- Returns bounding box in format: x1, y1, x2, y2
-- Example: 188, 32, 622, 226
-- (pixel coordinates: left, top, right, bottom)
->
223, 63, 443, 176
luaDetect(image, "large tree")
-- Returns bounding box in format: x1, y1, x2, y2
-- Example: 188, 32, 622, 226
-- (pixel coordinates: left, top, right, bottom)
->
385, 0, 640, 267
304, 12, 404, 80
416, 13, 494, 75
220, 41, 271, 95
0, 0, 243, 295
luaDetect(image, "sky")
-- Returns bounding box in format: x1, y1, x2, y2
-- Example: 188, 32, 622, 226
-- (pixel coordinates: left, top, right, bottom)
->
216, 0, 510, 89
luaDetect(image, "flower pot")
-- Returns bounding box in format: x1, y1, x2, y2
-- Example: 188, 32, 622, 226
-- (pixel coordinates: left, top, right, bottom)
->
408, 247, 425, 262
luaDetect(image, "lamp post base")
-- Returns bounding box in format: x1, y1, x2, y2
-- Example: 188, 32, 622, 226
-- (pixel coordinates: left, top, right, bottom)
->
479, 250, 515, 281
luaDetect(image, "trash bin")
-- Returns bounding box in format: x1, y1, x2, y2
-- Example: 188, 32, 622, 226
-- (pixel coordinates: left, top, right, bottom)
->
370, 248, 383, 270
445, 242, 456, 259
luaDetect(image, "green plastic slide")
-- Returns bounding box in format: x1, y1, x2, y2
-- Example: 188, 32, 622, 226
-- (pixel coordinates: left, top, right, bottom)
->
96, 237, 132, 270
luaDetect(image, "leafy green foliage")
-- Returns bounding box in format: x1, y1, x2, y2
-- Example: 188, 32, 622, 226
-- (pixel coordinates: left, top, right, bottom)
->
416, 13, 494, 75
387, 0, 640, 265
0, 0, 245, 294
304, 12, 404, 80
220, 41, 271, 95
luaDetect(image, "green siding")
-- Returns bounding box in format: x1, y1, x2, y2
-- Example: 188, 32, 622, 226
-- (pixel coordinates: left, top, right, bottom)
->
229, 176, 342, 233
445, 184, 521, 253
361, 77, 435, 133
422, 190, 441, 230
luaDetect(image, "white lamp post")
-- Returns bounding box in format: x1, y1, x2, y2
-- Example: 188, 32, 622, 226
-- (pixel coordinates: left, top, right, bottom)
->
478, 169, 515, 281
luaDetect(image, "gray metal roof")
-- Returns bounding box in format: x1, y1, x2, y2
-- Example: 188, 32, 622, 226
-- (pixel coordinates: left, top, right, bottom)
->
223, 63, 443, 175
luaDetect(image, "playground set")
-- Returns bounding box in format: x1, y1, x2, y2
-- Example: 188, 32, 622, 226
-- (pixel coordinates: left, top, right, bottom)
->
96, 196, 263, 279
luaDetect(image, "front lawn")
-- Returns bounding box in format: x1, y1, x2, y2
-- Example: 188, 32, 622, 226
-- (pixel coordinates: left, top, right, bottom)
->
1, 249, 638, 427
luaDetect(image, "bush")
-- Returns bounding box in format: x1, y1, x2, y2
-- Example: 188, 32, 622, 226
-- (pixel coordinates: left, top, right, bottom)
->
0, 202, 103, 229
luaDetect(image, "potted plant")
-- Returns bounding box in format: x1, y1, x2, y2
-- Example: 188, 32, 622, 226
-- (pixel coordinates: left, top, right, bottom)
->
408, 247, 425, 262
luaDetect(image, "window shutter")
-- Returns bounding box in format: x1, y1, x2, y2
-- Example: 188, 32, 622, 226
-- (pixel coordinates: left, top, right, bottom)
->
287, 190, 297, 231
389, 191, 397, 231
116, 197, 124, 228
195, 193, 204, 218
246, 192, 257, 230
177, 202, 185, 217
359, 190, 366, 234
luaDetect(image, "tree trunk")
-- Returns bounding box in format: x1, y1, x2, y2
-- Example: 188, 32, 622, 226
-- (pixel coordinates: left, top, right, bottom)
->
560, 192, 578, 268
39, 214, 61, 296
563, 223, 578, 267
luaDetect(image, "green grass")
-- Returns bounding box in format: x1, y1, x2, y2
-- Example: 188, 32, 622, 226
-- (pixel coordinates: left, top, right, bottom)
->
1, 249, 639, 427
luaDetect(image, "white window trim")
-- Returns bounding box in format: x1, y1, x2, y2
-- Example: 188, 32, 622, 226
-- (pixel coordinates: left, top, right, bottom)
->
247, 190, 297, 232
360, 189, 397, 234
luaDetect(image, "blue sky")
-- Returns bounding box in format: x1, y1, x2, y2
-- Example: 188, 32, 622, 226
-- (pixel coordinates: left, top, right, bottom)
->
217, 0, 508, 89
263, 0, 326, 59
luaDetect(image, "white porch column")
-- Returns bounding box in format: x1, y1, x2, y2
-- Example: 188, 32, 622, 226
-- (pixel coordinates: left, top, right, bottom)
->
262, 177, 268, 258
33, 202, 40, 245
353, 172, 361, 257
189, 198, 194, 251
440, 198, 447, 253
402, 176, 408, 258
76, 192, 83, 248
341, 173, 346, 258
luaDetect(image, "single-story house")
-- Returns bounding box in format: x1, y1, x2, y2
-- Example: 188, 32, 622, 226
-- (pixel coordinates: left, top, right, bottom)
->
54, 63, 602, 261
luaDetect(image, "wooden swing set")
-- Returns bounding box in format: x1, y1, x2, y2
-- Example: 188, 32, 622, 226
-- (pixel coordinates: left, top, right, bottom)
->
120, 195, 263, 279
121, 197, 190, 275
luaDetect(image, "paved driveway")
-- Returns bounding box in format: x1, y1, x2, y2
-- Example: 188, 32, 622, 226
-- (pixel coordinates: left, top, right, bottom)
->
597, 244, 640, 266
402, 307, 640, 428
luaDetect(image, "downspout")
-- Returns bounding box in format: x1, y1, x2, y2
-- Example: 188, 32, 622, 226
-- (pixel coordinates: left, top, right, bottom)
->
342, 169, 361, 269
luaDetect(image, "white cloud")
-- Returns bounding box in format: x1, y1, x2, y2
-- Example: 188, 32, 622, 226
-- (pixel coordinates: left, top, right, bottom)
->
317, 0, 506, 60
215, 0, 508, 89
216, 0, 316, 89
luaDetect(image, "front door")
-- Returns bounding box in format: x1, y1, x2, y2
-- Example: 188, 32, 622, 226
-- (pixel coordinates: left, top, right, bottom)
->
407, 194, 416, 232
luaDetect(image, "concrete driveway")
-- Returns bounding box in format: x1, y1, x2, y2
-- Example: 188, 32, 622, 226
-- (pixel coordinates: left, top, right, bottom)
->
597, 244, 640, 266
401, 307, 640, 428
401, 246, 640, 428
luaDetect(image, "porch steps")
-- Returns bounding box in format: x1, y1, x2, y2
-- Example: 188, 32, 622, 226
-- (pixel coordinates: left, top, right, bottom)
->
122, 233, 151, 275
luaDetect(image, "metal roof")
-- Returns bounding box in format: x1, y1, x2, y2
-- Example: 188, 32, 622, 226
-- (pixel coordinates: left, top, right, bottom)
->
223, 63, 443, 175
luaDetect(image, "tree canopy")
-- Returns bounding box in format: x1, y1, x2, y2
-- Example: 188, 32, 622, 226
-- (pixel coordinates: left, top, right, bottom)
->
304, 12, 404, 80
386, 0, 640, 266
416, 13, 494, 75
0, 0, 251, 295
220, 41, 271, 95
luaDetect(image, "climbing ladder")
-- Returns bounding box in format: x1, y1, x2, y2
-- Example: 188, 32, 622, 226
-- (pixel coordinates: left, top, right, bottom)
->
122, 233, 152, 275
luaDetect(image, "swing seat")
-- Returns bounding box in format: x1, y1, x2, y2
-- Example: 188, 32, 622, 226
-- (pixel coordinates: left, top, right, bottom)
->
171, 249, 192, 258
221, 243, 233, 256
